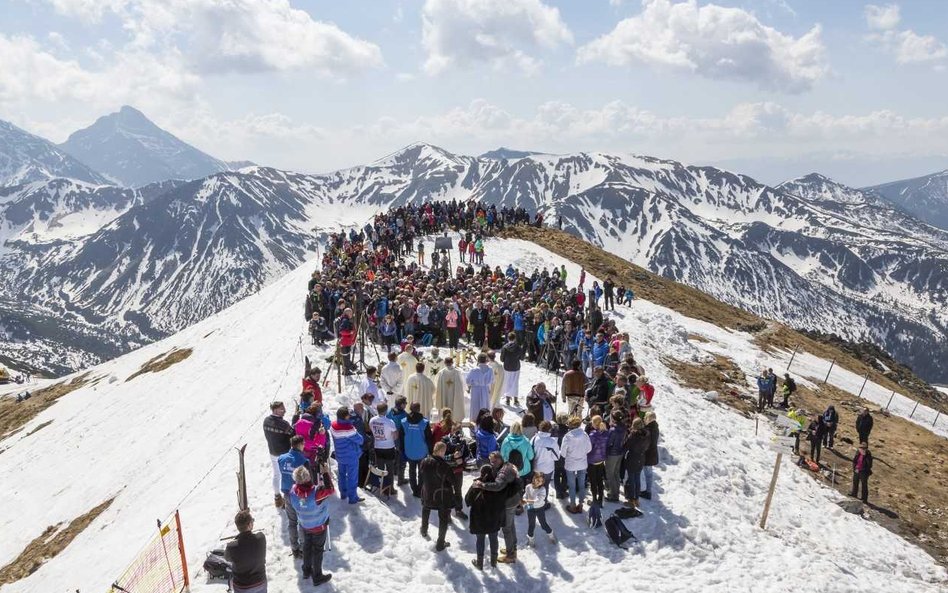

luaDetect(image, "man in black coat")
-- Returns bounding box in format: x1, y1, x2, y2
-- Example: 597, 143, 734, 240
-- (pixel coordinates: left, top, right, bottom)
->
585, 366, 611, 408
420, 442, 455, 551
856, 408, 874, 444
263, 401, 294, 507
851, 443, 873, 503
224, 510, 267, 593
500, 332, 523, 407
603, 278, 615, 311
470, 302, 488, 347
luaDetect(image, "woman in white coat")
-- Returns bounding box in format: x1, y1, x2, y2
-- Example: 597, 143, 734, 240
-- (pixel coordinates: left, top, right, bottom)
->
558, 416, 591, 514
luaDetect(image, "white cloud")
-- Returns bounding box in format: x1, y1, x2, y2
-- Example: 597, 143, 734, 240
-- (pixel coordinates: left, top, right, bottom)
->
864, 4, 947, 65
864, 4, 901, 31
0, 34, 197, 109
421, 0, 573, 75
577, 0, 828, 93
42, 0, 383, 76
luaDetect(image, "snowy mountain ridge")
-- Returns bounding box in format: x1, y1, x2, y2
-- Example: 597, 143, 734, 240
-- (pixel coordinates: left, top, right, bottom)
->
2, 144, 947, 383
0, 120, 109, 187
870, 168, 948, 231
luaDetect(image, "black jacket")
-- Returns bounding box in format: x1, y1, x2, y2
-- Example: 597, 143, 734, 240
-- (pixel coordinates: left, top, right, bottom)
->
263, 415, 293, 456
852, 450, 873, 476
500, 342, 522, 371
465, 483, 505, 535
855, 413, 874, 438
644, 421, 660, 466
224, 532, 266, 588
807, 419, 826, 444
585, 375, 610, 405
420, 455, 455, 509
623, 429, 650, 469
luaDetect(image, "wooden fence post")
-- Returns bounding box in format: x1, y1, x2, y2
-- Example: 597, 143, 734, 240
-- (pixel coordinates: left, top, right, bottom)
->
785, 346, 799, 372
910, 400, 920, 419
822, 359, 836, 385
857, 372, 870, 398
884, 391, 895, 411
760, 453, 783, 530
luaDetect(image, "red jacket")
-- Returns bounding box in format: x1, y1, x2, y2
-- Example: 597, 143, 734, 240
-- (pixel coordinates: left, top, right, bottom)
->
302, 378, 323, 403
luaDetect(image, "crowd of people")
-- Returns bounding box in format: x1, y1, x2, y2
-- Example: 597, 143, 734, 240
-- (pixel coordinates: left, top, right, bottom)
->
221, 199, 882, 592
223, 200, 663, 591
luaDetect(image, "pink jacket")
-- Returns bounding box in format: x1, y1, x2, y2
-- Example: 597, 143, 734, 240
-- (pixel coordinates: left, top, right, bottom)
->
295, 414, 328, 454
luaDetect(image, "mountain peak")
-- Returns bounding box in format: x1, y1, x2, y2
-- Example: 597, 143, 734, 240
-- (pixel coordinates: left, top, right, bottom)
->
479, 147, 542, 160
59, 108, 230, 187
0, 118, 109, 187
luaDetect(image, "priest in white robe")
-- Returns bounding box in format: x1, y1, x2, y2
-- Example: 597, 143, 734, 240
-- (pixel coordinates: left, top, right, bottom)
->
487, 350, 504, 408
466, 353, 495, 418
435, 357, 465, 422
405, 361, 436, 417
396, 345, 418, 397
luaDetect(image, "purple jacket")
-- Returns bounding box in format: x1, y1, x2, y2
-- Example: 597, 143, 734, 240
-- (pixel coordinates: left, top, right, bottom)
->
587, 429, 609, 464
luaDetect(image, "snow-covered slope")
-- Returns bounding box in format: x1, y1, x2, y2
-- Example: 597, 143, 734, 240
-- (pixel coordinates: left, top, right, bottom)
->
59, 106, 230, 187
0, 120, 108, 187
870, 169, 948, 231
0, 239, 944, 593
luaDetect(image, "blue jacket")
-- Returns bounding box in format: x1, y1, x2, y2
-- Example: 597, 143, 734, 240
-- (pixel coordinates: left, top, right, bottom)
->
277, 449, 309, 493
376, 297, 389, 319
475, 427, 499, 460
592, 340, 609, 367
330, 420, 364, 466
757, 376, 775, 393
401, 415, 431, 461
606, 424, 627, 457
289, 482, 332, 531
512, 311, 525, 331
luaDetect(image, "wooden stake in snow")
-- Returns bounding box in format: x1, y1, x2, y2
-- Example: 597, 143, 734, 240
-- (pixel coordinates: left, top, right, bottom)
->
857, 372, 870, 398
822, 359, 836, 384
785, 346, 799, 371
759, 453, 782, 530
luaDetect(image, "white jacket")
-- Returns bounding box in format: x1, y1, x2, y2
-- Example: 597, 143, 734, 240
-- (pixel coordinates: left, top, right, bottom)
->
559, 428, 591, 471
379, 361, 402, 396
531, 431, 560, 474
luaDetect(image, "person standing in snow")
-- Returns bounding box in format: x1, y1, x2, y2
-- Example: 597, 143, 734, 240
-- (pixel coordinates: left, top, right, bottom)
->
623, 417, 650, 511
562, 359, 586, 417
560, 416, 592, 514
406, 362, 436, 418
466, 354, 494, 417
330, 407, 364, 505
224, 510, 267, 593
586, 415, 609, 507
475, 414, 500, 467
379, 351, 402, 399
466, 465, 504, 570
526, 382, 555, 425
523, 471, 556, 547
435, 357, 465, 422
780, 373, 796, 409
263, 401, 294, 508
287, 466, 334, 586
419, 442, 456, 551
473, 452, 522, 564
756, 369, 774, 412
501, 421, 535, 480
500, 332, 523, 407
851, 442, 873, 503
487, 351, 505, 408
603, 278, 615, 311
359, 366, 382, 405
369, 402, 399, 497
605, 411, 627, 502
400, 401, 433, 497
531, 420, 560, 504
396, 345, 418, 396
641, 411, 660, 500
278, 436, 311, 557
387, 396, 410, 485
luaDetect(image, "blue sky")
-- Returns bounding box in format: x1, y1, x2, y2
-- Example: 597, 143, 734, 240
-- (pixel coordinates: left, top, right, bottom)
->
1, 0, 947, 185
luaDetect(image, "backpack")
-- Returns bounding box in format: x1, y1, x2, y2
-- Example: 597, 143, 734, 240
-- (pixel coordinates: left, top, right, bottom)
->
203, 549, 231, 579
587, 502, 603, 528
604, 515, 635, 548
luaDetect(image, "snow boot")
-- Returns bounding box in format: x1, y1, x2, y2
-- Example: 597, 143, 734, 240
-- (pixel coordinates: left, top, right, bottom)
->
498, 550, 517, 564
548, 532, 557, 544
527, 536, 535, 547
274, 493, 284, 508
472, 557, 484, 571
514, 397, 520, 407
506, 397, 511, 406
639, 491, 652, 500
455, 509, 469, 520
436, 541, 451, 552
313, 573, 332, 587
